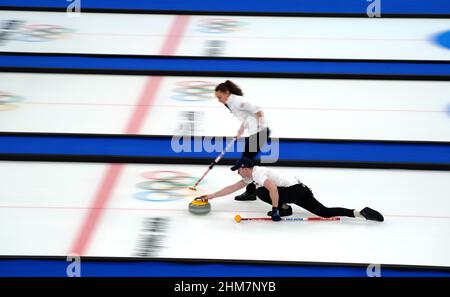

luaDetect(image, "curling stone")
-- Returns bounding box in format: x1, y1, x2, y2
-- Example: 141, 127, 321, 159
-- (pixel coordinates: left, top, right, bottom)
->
188, 197, 211, 215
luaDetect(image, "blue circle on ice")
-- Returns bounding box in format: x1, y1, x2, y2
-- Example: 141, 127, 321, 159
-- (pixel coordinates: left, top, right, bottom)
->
434, 30, 450, 50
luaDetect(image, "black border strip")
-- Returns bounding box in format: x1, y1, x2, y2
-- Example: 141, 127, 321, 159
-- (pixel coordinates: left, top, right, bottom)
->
0, 154, 448, 171
1, 5, 450, 18
1, 131, 449, 145
1, 66, 450, 81
1, 52, 450, 65
0, 255, 449, 272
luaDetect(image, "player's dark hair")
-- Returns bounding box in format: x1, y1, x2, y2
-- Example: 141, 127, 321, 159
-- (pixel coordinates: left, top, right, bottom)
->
215, 80, 244, 96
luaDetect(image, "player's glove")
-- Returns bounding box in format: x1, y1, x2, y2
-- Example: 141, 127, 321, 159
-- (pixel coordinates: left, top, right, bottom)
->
271, 207, 282, 222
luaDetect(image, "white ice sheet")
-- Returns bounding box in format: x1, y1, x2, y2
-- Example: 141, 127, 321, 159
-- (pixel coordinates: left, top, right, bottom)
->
0, 161, 449, 267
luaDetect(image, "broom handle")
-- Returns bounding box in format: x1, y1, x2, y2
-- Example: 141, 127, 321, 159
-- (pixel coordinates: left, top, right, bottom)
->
192, 138, 236, 188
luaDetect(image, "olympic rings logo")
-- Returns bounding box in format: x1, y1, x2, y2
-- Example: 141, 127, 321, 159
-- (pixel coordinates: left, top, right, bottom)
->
14, 24, 75, 42
0, 91, 25, 111
171, 80, 216, 102
197, 18, 247, 34
134, 170, 202, 202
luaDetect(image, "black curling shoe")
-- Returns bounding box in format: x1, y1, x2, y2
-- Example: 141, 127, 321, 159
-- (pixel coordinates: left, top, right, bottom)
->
234, 191, 257, 201
360, 207, 384, 222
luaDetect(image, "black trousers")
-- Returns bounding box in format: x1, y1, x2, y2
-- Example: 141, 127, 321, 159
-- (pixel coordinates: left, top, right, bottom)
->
242, 127, 270, 194
256, 183, 355, 218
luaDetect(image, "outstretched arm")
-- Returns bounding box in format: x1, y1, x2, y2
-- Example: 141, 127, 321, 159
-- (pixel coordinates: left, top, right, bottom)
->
236, 122, 245, 139
203, 180, 247, 200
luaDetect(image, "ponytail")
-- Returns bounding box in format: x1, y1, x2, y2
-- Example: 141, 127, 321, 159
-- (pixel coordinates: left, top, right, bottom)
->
215, 80, 244, 96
